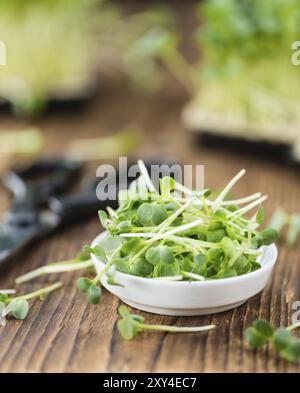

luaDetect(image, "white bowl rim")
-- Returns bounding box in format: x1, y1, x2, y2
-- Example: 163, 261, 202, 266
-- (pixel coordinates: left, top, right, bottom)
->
91, 231, 278, 287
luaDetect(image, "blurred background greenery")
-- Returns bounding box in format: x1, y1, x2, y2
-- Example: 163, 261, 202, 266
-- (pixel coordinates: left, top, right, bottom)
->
0, 0, 299, 161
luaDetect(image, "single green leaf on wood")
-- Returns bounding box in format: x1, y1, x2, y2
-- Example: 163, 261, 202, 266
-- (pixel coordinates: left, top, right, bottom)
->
272, 328, 291, 351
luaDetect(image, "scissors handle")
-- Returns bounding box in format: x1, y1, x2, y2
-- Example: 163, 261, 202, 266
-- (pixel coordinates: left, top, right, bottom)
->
49, 193, 118, 224
3, 158, 82, 205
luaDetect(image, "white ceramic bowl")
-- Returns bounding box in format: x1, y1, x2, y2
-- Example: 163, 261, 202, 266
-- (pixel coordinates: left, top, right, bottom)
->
91, 232, 278, 316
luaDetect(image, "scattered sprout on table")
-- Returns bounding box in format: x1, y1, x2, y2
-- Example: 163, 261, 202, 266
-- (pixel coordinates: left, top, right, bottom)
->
0, 282, 62, 325
15, 250, 93, 285
245, 319, 300, 363
117, 305, 215, 340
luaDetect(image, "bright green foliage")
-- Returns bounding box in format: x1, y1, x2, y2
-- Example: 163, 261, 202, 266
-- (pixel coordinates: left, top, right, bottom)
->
245, 319, 300, 362
78, 162, 276, 307
0, 282, 62, 322
146, 246, 175, 265
137, 203, 168, 226
117, 305, 215, 340
89, 163, 276, 285
195, 0, 300, 130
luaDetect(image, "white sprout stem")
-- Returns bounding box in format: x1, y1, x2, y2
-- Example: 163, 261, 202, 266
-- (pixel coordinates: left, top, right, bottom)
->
181, 271, 205, 281
212, 169, 246, 211
153, 275, 183, 281
168, 235, 217, 249
174, 181, 193, 196
15, 260, 93, 284
157, 198, 196, 233
287, 321, 300, 332
0, 289, 16, 295
10, 282, 63, 302
137, 159, 156, 193
107, 206, 118, 218
218, 192, 262, 206
228, 196, 268, 219
141, 323, 215, 333
121, 219, 204, 241
169, 236, 260, 256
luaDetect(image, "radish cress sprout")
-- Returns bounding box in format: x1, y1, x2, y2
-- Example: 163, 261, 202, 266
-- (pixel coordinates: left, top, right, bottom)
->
78, 161, 277, 305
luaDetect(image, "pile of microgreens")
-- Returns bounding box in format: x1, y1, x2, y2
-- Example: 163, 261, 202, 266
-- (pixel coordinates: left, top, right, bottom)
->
77, 160, 277, 305
0, 282, 62, 325
245, 319, 300, 362
6, 160, 282, 348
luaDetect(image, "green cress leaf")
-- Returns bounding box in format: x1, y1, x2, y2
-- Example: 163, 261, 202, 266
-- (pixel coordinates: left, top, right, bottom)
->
226, 225, 237, 240
179, 258, 194, 272
117, 221, 132, 232
208, 221, 224, 231
259, 228, 278, 246
145, 245, 174, 265
98, 210, 108, 227
83, 245, 107, 262
166, 202, 177, 211
221, 237, 237, 260
0, 293, 9, 303
253, 320, 274, 338
118, 305, 130, 319
87, 285, 102, 304
245, 327, 269, 348
117, 316, 141, 340
149, 203, 168, 226
117, 305, 142, 340
206, 229, 226, 243
121, 238, 146, 257
112, 258, 130, 274
207, 248, 225, 263
272, 329, 291, 351
3, 299, 29, 320
130, 258, 154, 277
160, 176, 175, 197
159, 261, 180, 277
218, 268, 237, 279
282, 340, 300, 362
106, 266, 124, 287
77, 277, 93, 293
256, 206, 265, 225
137, 203, 167, 227
250, 261, 261, 271
193, 255, 207, 275
234, 255, 249, 271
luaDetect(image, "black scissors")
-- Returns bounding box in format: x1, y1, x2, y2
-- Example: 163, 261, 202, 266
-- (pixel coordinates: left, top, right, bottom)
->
0, 157, 176, 266
0, 158, 118, 265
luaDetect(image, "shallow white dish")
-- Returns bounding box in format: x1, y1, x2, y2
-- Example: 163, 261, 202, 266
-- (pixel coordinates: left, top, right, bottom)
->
91, 232, 278, 316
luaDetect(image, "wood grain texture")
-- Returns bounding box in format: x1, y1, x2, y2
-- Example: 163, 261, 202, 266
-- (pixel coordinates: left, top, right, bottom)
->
0, 87, 299, 373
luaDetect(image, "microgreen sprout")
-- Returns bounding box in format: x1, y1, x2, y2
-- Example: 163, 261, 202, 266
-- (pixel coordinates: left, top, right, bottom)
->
15, 250, 93, 285
0, 282, 62, 324
245, 319, 300, 362
79, 161, 277, 306
117, 305, 215, 340
77, 244, 123, 304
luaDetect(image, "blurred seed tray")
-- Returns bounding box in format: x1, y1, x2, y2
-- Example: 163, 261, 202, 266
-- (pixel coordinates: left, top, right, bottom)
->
0, 78, 99, 117
182, 106, 300, 166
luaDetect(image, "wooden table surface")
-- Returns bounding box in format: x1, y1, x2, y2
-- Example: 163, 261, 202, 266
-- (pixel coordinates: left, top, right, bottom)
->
0, 89, 299, 373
